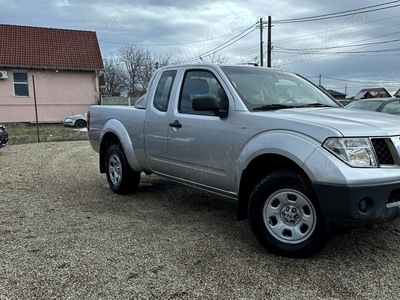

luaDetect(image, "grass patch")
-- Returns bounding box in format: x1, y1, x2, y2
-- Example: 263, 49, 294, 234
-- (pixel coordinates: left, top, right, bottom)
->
7, 123, 88, 145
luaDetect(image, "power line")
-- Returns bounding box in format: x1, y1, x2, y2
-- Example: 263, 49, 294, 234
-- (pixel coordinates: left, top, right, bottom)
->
195, 28, 258, 63
274, 1, 400, 23
323, 75, 400, 84
273, 31, 400, 66
99, 28, 249, 47
99, 21, 259, 64
180, 22, 258, 63
274, 48, 400, 57
273, 14, 400, 44
269, 14, 400, 63
275, 37, 400, 52
272, 25, 400, 65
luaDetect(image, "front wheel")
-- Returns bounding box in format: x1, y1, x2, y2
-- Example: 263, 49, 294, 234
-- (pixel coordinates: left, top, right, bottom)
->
106, 144, 140, 194
248, 170, 328, 258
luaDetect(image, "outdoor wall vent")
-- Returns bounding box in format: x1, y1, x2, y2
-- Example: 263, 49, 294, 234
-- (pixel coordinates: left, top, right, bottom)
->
0, 71, 8, 79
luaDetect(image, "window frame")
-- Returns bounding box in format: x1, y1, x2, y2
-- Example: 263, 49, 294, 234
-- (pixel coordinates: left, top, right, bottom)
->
178, 69, 226, 116
152, 70, 177, 112
13, 70, 29, 97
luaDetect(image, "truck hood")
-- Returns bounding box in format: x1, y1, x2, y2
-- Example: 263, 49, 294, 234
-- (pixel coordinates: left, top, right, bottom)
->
272, 107, 400, 137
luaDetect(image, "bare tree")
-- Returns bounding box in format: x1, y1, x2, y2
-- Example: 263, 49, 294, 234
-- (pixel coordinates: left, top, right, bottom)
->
101, 55, 127, 96
118, 45, 152, 97
117, 46, 175, 96
103, 46, 236, 99
240, 55, 260, 66
137, 52, 174, 91
199, 53, 229, 64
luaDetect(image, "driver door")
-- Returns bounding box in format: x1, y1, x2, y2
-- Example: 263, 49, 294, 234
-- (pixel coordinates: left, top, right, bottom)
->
167, 69, 234, 191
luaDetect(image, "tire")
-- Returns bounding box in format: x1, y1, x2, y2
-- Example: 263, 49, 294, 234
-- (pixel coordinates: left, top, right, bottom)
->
75, 119, 87, 128
105, 144, 140, 194
248, 169, 328, 258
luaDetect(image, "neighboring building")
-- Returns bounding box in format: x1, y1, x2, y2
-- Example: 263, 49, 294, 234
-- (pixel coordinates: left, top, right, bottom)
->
0, 24, 104, 123
326, 89, 346, 100
354, 88, 392, 100
394, 88, 400, 98
318, 85, 347, 100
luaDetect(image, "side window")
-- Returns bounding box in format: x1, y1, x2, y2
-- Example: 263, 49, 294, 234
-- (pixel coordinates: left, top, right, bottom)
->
13, 71, 29, 97
179, 70, 227, 116
153, 70, 177, 112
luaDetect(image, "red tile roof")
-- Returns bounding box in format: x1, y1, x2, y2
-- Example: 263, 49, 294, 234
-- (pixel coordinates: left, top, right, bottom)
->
0, 24, 104, 70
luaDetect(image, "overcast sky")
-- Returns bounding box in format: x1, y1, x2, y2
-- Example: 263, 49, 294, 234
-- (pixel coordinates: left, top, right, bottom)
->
1, 0, 400, 97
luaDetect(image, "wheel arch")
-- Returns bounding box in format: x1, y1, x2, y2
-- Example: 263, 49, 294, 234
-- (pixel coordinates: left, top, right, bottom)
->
234, 131, 320, 221
236, 153, 314, 221
99, 119, 142, 173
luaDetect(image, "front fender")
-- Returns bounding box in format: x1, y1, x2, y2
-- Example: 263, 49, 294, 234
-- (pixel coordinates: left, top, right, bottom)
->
234, 130, 321, 190
100, 119, 142, 172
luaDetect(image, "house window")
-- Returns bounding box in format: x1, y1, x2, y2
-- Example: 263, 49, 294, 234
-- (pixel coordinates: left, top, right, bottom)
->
13, 72, 29, 97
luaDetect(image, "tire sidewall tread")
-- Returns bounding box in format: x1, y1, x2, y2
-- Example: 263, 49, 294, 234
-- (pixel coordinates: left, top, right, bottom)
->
248, 169, 328, 258
105, 144, 140, 194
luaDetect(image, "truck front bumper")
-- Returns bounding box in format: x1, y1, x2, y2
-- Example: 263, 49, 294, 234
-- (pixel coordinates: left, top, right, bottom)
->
314, 181, 400, 228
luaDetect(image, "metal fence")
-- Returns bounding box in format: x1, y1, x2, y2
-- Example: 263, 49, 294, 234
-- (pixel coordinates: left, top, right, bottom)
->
100, 96, 140, 106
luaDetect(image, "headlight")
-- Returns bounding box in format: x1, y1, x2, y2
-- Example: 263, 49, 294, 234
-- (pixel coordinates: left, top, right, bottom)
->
323, 138, 376, 167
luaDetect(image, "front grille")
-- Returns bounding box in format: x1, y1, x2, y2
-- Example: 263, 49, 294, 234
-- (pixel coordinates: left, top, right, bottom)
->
371, 138, 395, 165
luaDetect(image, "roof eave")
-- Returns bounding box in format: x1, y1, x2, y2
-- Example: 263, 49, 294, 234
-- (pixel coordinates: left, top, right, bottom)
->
0, 64, 103, 71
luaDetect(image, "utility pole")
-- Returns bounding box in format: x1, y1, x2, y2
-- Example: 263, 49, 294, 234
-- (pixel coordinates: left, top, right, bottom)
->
259, 17, 264, 66
260, 16, 272, 67
267, 15, 272, 68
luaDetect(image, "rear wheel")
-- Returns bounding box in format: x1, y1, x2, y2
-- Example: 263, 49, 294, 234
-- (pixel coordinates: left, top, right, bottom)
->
105, 144, 140, 194
75, 119, 87, 128
248, 169, 328, 258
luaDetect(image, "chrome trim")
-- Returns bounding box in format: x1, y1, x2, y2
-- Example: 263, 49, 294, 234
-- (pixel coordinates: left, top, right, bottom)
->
386, 201, 400, 208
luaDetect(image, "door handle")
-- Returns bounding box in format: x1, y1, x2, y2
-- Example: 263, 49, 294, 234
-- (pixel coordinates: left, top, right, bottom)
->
169, 120, 182, 128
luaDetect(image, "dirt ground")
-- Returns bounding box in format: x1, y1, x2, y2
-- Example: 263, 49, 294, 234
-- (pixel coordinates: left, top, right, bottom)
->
1, 141, 400, 299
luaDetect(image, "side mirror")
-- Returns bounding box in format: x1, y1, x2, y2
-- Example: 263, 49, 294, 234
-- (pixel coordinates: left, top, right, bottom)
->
192, 96, 219, 111
192, 96, 228, 118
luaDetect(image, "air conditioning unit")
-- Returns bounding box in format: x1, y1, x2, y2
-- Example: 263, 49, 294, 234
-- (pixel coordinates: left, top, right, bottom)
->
0, 71, 8, 79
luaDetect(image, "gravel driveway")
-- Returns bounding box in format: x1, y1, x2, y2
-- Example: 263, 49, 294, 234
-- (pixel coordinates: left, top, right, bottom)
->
1, 141, 400, 299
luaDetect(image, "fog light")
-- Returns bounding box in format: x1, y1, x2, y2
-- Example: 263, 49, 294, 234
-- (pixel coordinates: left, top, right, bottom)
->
358, 197, 374, 214
359, 200, 367, 212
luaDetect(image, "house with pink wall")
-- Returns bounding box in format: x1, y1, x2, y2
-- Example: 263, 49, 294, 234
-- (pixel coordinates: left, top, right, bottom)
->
0, 24, 104, 123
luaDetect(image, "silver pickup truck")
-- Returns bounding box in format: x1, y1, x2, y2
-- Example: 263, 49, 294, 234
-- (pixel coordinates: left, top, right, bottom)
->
88, 63, 400, 258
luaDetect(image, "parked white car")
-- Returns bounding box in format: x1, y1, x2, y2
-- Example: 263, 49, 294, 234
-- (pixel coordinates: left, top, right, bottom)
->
63, 113, 87, 128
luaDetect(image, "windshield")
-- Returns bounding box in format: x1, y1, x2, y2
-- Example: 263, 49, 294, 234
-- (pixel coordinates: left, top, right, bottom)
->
345, 100, 382, 111
220, 66, 340, 111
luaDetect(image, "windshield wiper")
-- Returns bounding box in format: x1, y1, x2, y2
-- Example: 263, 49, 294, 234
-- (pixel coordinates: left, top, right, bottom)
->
298, 103, 333, 108
253, 104, 296, 111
